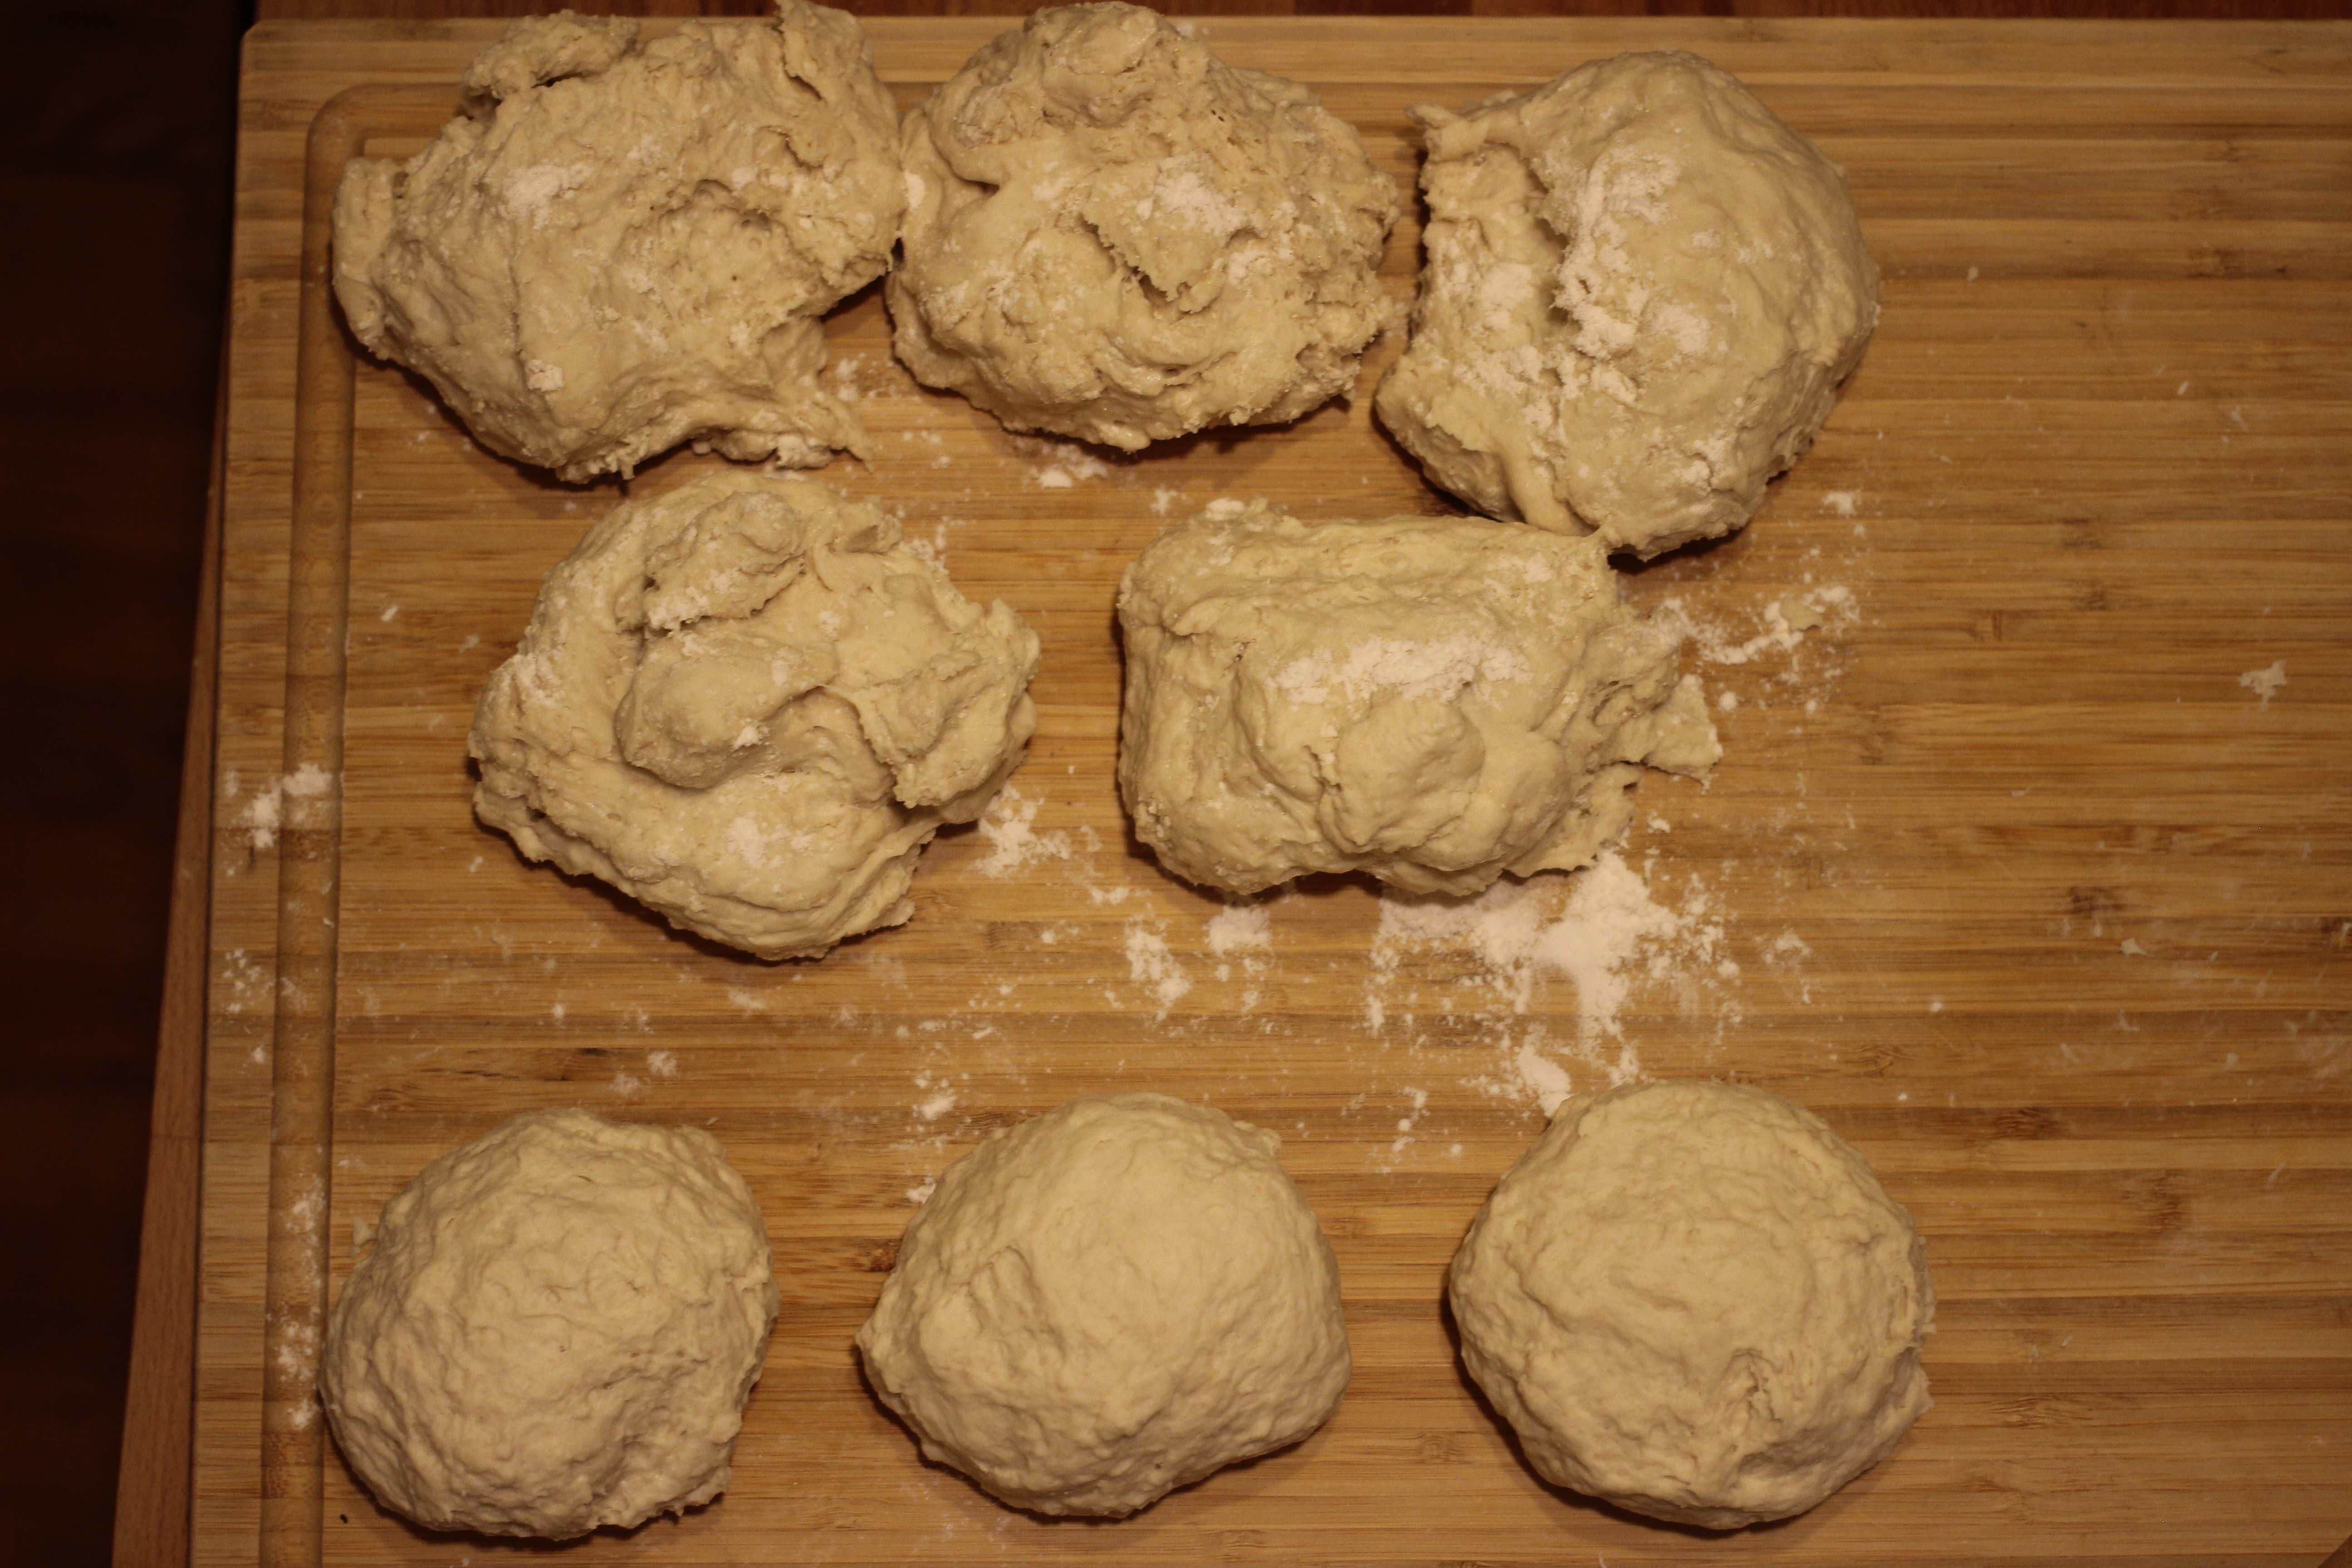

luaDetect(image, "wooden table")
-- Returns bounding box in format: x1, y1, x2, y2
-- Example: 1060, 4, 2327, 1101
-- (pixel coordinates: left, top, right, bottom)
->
119, 5, 2352, 1565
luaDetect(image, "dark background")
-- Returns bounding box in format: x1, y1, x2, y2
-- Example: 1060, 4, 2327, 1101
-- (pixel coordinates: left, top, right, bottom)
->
3, 0, 2339, 1562
0, 3, 245, 1563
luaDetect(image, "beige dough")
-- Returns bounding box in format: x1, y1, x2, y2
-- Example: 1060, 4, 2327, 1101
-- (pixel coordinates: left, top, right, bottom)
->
1448, 1080, 1934, 1529
856, 1093, 1351, 1517
1115, 501, 1718, 897
319, 1110, 779, 1539
470, 470, 1039, 959
1376, 51, 1877, 558
888, 3, 1399, 451
333, 2, 902, 481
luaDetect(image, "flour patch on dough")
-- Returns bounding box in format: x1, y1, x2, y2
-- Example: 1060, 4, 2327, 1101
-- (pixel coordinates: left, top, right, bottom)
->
1377, 51, 1877, 557
889, 3, 1398, 451
1116, 501, 1718, 897
333, 2, 903, 480
470, 471, 1039, 959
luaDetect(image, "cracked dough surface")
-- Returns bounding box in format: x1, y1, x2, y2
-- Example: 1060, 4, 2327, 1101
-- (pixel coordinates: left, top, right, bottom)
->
1449, 1080, 1935, 1529
856, 1093, 1350, 1517
333, 1, 902, 481
1376, 51, 1877, 558
1116, 501, 1718, 897
889, 2, 1399, 451
319, 1110, 779, 1539
470, 470, 1038, 959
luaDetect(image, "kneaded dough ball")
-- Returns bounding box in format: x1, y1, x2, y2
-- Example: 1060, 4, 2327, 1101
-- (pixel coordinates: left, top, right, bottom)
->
1116, 500, 1718, 897
1448, 1080, 1934, 1529
1376, 51, 1877, 558
856, 1093, 1351, 1517
471, 470, 1039, 959
889, 3, 1400, 451
319, 1109, 779, 1539
333, 2, 902, 481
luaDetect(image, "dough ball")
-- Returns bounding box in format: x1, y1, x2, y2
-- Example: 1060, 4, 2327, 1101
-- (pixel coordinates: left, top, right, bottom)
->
470, 470, 1039, 959
1376, 51, 1877, 558
1115, 500, 1718, 897
1448, 1080, 1934, 1529
333, 2, 902, 481
888, 2, 1400, 451
319, 1109, 779, 1539
856, 1093, 1351, 1517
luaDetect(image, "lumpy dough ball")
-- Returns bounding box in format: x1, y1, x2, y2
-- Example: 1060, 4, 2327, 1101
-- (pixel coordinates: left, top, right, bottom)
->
470, 470, 1039, 960
1376, 51, 1878, 558
333, 2, 902, 481
855, 1093, 1352, 1517
1115, 500, 1719, 897
888, 2, 1400, 451
1448, 1080, 1935, 1529
319, 1110, 779, 1539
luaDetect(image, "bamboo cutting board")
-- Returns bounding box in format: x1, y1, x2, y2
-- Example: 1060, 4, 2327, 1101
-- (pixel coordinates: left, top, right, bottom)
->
205, 17, 2352, 1567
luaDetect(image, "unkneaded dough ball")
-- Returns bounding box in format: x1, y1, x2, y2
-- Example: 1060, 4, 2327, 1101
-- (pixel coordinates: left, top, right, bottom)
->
333, 2, 902, 481
855, 1093, 1351, 1517
319, 1110, 779, 1539
1448, 1080, 1934, 1529
1116, 500, 1718, 897
1376, 51, 1877, 558
889, 2, 1400, 451
471, 470, 1039, 959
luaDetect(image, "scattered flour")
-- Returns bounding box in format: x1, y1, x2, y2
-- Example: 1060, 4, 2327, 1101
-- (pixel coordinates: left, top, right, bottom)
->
1665, 585, 1858, 668
1372, 849, 1727, 1041
2239, 660, 2286, 708
1367, 848, 1740, 1112
1205, 904, 1271, 956
235, 764, 337, 853
1010, 434, 1115, 490
1123, 921, 1194, 1018
972, 786, 1073, 877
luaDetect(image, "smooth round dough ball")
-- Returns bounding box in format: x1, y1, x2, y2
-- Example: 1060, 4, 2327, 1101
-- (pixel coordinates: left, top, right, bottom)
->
1448, 1080, 1934, 1529
333, 2, 902, 481
889, 3, 1400, 451
470, 470, 1039, 960
856, 1093, 1351, 1516
1377, 51, 1877, 558
319, 1110, 779, 1539
1116, 500, 1719, 897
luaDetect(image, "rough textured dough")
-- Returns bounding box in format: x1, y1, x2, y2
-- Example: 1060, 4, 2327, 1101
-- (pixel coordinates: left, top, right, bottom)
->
888, 2, 1399, 451
1375, 51, 1877, 558
319, 1110, 779, 1539
1115, 500, 1718, 897
333, 2, 902, 481
470, 470, 1039, 959
1448, 1080, 1934, 1529
856, 1093, 1351, 1517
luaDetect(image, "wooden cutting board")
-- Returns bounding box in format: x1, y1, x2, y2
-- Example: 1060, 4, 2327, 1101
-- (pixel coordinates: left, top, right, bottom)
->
204, 17, 2352, 1566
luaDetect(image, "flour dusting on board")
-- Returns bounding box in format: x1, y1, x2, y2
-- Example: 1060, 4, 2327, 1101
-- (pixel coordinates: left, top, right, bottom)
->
1365, 848, 1737, 1109
973, 786, 1073, 876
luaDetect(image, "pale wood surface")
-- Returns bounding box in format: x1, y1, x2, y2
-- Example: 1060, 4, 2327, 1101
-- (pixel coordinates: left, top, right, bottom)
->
199, 17, 2352, 1566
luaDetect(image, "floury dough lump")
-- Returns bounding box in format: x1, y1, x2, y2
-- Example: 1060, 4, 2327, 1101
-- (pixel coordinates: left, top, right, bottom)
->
889, 3, 1400, 451
856, 1094, 1351, 1516
1115, 501, 1718, 897
333, 2, 902, 481
470, 470, 1039, 959
319, 1110, 779, 1539
1377, 51, 1878, 558
1448, 1080, 1935, 1528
